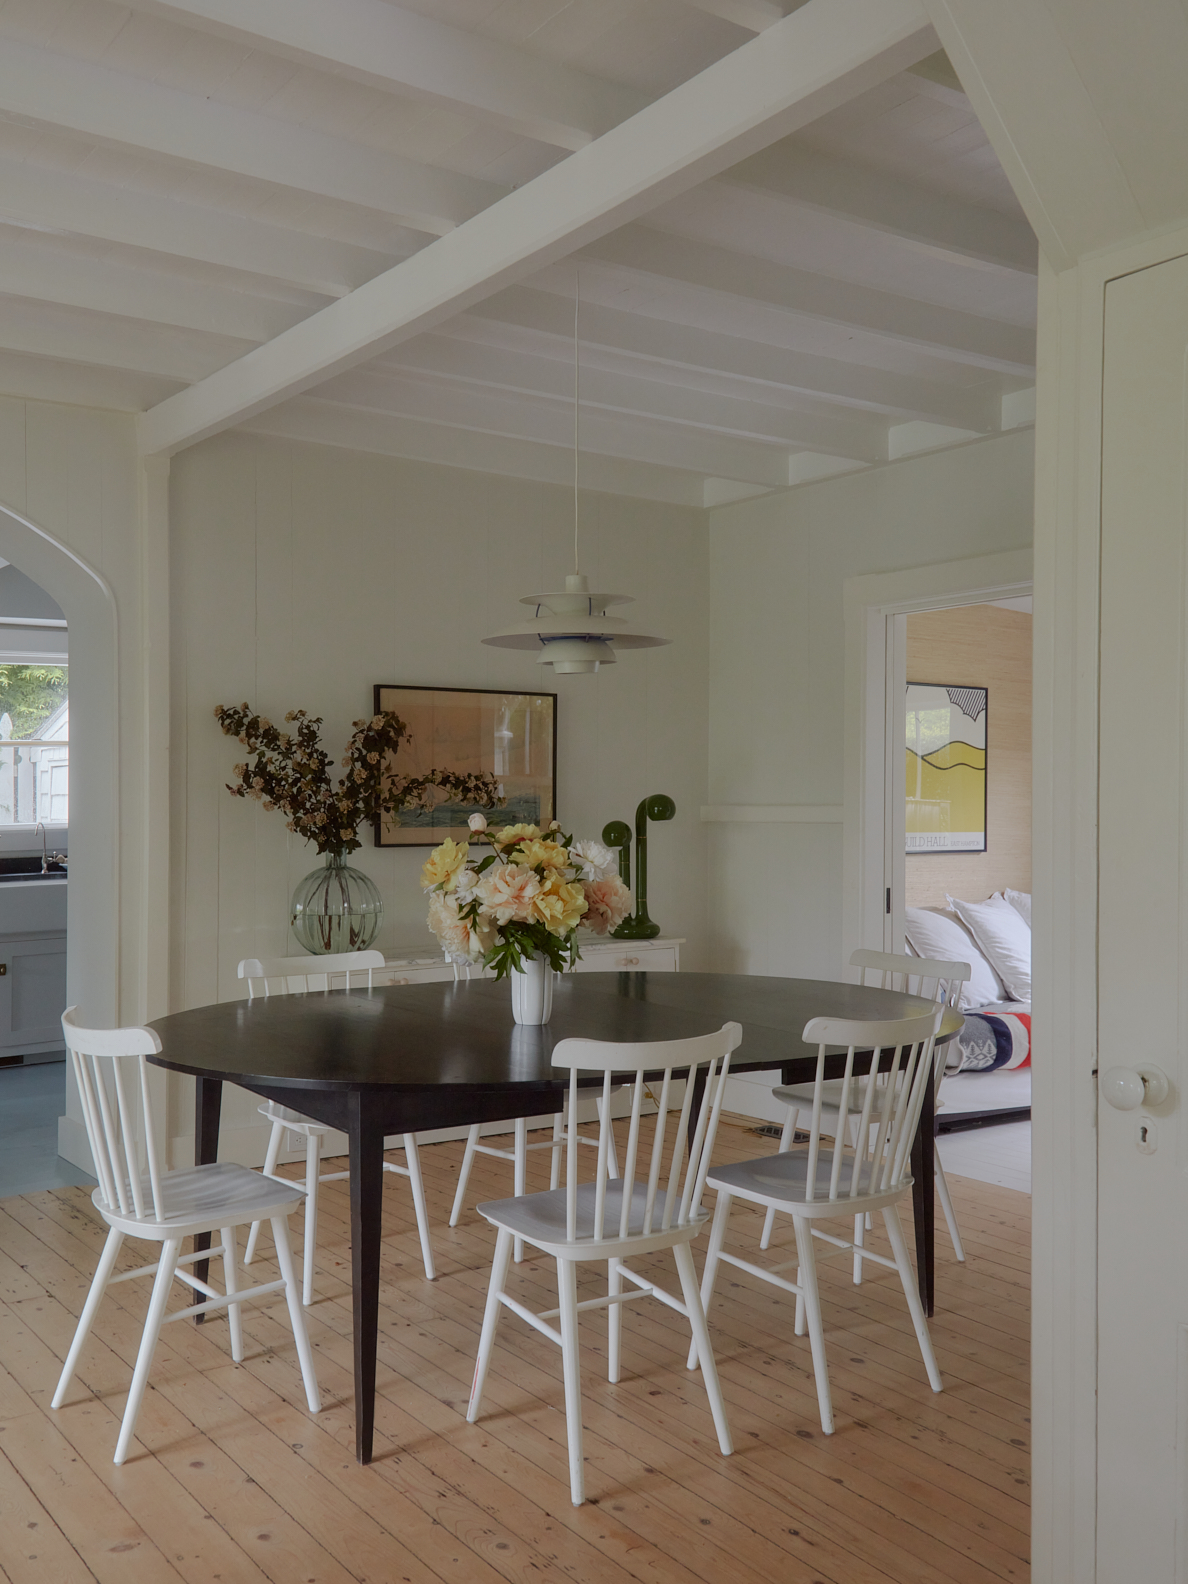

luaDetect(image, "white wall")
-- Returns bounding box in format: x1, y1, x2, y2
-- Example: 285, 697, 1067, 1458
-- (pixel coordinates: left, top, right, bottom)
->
706, 429, 1034, 1117
168, 432, 709, 1159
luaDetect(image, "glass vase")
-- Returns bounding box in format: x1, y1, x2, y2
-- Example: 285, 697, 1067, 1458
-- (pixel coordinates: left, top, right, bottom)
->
291, 853, 383, 955
510, 955, 554, 1025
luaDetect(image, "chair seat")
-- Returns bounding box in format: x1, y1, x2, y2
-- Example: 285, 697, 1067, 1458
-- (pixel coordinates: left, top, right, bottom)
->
96, 1161, 306, 1237
707, 1148, 907, 1213
258, 1099, 327, 1134
478, 1180, 704, 1250
773, 1077, 893, 1111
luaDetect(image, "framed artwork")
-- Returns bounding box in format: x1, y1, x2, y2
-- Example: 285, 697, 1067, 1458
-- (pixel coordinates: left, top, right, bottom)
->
373, 684, 557, 847
905, 682, 987, 854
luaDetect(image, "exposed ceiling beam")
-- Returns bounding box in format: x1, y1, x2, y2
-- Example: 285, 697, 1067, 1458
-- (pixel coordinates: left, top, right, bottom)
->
128, 0, 648, 152
0, 238, 320, 342
373, 336, 888, 457
720, 144, 1037, 275
678, 0, 788, 31
582, 228, 1035, 374
0, 157, 398, 297
242, 398, 711, 508
0, 42, 503, 237
302, 369, 799, 484
138, 0, 938, 455
452, 290, 999, 429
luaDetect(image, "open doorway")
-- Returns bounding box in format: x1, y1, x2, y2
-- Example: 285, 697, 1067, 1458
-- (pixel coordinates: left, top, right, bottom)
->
0, 559, 82, 1196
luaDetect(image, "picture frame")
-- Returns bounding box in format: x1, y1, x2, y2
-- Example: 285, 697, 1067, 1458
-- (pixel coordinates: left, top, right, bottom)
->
373, 684, 557, 848
905, 681, 987, 854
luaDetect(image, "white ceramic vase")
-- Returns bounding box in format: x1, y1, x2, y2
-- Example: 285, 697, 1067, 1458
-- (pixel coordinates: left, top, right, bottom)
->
510, 955, 554, 1025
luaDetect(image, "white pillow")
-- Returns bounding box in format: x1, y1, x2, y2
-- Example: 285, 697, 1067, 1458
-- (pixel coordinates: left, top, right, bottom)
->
903, 906, 1005, 1010
1003, 888, 1032, 929
947, 893, 1031, 1003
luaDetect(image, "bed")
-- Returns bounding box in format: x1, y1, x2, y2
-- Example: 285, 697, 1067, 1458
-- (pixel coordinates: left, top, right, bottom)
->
904, 891, 1032, 1133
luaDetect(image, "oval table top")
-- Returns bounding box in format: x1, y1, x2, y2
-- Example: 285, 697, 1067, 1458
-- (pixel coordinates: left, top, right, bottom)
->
149, 971, 963, 1094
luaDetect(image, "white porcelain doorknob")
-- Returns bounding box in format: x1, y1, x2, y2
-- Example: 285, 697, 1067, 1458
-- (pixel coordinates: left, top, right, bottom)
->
1100, 1066, 1171, 1111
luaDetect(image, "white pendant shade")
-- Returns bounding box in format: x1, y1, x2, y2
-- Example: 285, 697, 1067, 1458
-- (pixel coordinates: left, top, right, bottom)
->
482, 573, 670, 674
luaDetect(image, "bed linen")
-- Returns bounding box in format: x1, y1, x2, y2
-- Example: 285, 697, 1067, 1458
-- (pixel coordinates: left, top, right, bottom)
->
948, 1000, 1031, 1073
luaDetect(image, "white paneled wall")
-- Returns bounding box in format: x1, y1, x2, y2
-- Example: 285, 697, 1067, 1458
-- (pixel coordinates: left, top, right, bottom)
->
168, 433, 709, 1161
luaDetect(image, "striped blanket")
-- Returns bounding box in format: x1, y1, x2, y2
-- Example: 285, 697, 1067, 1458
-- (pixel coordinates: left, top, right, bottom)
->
948, 1008, 1031, 1073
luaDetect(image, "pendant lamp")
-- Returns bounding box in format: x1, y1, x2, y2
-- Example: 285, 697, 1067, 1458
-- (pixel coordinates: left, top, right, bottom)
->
482, 271, 670, 675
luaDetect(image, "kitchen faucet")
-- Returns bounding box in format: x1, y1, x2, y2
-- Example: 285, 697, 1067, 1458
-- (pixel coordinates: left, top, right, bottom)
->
34, 822, 65, 875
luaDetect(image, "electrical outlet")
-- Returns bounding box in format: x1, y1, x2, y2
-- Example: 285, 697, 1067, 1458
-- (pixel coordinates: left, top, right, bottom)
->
287, 1129, 304, 1153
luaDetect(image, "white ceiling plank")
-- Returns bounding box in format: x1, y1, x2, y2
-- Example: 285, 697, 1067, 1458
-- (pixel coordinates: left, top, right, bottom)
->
0, 237, 321, 342
127, 0, 648, 152
458, 289, 998, 428
375, 335, 888, 458
0, 41, 503, 237
242, 397, 709, 507
678, 0, 788, 32
0, 350, 181, 412
720, 143, 1037, 274
137, 0, 939, 454
310, 369, 796, 485
582, 227, 1035, 374
0, 298, 252, 382
0, 157, 398, 297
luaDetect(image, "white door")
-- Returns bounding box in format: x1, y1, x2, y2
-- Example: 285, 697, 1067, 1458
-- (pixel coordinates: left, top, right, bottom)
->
1098, 251, 1188, 1578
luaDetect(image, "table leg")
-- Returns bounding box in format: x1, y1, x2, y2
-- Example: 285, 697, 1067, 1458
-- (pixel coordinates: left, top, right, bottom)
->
910, 1072, 936, 1318
348, 1090, 385, 1464
192, 1077, 223, 1323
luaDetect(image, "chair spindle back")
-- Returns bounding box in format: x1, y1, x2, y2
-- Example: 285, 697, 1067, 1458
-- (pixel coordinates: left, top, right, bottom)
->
851, 948, 969, 1010
239, 949, 386, 999
550, 1022, 743, 1242
62, 1007, 165, 1222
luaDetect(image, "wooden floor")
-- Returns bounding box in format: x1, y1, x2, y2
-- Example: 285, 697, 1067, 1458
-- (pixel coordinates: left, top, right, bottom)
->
0, 1118, 1030, 1584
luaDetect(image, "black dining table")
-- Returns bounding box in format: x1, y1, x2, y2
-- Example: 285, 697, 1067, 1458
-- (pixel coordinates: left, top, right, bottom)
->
149, 970, 962, 1465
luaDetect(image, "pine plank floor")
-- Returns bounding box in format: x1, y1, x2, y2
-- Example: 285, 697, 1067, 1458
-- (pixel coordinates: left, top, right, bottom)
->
0, 1117, 1030, 1584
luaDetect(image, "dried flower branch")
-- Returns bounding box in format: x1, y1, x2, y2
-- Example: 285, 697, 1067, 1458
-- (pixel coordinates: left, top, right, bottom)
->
214, 703, 503, 857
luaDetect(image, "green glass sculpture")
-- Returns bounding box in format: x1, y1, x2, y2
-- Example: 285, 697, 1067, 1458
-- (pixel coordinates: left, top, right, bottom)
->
602, 793, 676, 940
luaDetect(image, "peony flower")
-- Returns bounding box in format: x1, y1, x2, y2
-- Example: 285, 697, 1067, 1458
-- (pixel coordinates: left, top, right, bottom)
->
582, 874, 633, 935
420, 836, 469, 893
468, 812, 488, 833
475, 861, 540, 925
570, 839, 618, 882
530, 874, 588, 936
492, 822, 540, 850
512, 838, 569, 872
427, 891, 494, 963
453, 866, 480, 907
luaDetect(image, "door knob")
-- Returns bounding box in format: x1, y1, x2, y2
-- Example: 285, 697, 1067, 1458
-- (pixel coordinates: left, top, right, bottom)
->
1100, 1065, 1170, 1111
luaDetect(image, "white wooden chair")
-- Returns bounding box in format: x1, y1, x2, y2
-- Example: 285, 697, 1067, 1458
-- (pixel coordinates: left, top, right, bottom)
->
467, 1021, 742, 1506
239, 951, 436, 1302
52, 1008, 320, 1465
760, 948, 970, 1273
447, 959, 622, 1263
692, 1009, 944, 1435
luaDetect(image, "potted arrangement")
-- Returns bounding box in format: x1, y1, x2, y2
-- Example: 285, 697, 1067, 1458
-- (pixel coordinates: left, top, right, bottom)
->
421, 817, 633, 1023
215, 703, 502, 953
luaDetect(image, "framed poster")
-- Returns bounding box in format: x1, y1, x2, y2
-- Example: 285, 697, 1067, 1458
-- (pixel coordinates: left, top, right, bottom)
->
373, 684, 557, 847
905, 682, 987, 854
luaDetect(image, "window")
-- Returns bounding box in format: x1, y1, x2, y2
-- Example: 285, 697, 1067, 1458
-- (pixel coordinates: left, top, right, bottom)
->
0, 664, 68, 827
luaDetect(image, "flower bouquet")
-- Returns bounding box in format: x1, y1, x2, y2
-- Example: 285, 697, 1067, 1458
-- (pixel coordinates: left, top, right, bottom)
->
421, 817, 632, 1021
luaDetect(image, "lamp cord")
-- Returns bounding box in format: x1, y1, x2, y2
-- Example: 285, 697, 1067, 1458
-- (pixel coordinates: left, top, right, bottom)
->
574, 265, 580, 575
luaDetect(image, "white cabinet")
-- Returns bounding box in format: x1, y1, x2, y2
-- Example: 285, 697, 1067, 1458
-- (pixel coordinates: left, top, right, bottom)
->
379, 937, 683, 984
0, 930, 67, 1062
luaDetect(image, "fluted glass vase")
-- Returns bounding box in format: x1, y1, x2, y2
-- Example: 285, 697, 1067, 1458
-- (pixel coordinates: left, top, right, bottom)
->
291, 852, 383, 955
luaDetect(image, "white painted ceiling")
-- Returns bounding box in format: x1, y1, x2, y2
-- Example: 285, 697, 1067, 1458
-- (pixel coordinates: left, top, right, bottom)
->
0, 0, 1035, 506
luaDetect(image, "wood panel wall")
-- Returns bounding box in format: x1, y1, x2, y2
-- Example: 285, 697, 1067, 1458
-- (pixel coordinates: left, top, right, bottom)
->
905, 603, 1031, 908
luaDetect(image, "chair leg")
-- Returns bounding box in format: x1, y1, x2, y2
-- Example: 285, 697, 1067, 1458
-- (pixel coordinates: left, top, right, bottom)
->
674, 1242, 733, 1456
883, 1205, 943, 1392
853, 1211, 865, 1285
688, 1189, 732, 1371
549, 1111, 563, 1191
792, 1219, 834, 1435
220, 1225, 243, 1362
114, 1237, 182, 1465
760, 1109, 798, 1250
271, 1216, 321, 1413
935, 1156, 966, 1262
450, 1124, 481, 1227
607, 1259, 623, 1384
513, 1116, 528, 1264
245, 1119, 285, 1265
556, 1257, 585, 1506
52, 1226, 125, 1408
401, 1134, 437, 1281
302, 1132, 321, 1307
467, 1227, 514, 1424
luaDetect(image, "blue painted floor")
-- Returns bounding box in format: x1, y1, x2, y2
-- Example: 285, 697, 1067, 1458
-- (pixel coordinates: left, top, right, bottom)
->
0, 1062, 95, 1198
